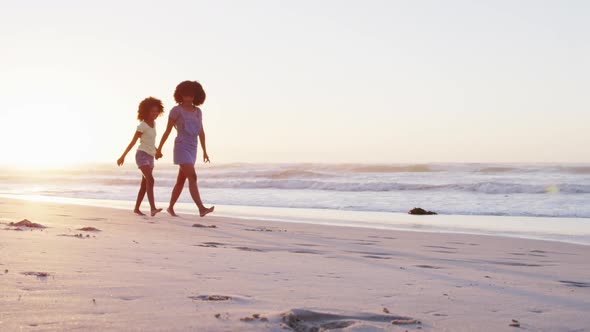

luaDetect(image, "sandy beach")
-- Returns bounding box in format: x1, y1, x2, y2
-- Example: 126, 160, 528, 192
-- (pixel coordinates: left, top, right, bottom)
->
1, 197, 589, 331
3, 0, 590, 330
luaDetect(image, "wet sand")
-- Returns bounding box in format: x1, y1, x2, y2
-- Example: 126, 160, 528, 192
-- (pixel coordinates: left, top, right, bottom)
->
1, 197, 589, 331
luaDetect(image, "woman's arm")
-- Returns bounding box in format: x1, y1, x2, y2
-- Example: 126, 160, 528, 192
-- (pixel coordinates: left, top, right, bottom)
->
156, 117, 175, 159
117, 131, 142, 166
199, 123, 210, 163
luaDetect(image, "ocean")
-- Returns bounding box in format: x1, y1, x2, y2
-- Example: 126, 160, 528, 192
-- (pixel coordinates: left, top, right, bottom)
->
1, 163, 589, 244
1, 163, 589, 218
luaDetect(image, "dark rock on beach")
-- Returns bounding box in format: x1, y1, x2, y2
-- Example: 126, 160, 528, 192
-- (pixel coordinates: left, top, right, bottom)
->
9, 219, 46, 228
408, 208, 437, 215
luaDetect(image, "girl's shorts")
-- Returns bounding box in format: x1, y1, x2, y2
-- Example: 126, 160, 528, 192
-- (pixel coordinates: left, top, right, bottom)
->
135, 150, 155, 168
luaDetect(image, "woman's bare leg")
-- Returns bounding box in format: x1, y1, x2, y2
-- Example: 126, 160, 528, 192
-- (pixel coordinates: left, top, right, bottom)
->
167, 168, 187, 217
179, 164, 214, 217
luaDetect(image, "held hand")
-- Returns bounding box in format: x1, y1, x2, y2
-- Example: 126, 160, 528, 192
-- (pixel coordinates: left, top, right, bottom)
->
203, 152, 210, 163
117, 156, 125, 166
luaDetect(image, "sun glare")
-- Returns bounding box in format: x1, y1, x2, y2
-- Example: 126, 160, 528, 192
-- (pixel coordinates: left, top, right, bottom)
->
3, 108, 90, 169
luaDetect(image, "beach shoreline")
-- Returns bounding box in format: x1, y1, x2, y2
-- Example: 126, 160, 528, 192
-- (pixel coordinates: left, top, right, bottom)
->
2, 194, 590, 246
1, 197, 589, 331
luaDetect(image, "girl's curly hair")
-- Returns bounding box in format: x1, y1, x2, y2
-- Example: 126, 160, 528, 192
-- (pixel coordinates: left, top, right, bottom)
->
137, 97, 164, 121
174, 80, 206, 106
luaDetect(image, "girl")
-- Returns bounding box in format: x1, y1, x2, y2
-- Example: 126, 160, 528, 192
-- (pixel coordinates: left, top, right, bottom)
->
117, 97, 164, 217
156, 81, 214, 217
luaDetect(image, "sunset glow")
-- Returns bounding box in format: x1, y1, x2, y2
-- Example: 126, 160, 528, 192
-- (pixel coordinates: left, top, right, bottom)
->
1, 1, 589, 168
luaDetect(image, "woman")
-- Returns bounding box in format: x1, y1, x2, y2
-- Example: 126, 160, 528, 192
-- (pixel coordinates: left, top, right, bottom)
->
156, 80, 214, 217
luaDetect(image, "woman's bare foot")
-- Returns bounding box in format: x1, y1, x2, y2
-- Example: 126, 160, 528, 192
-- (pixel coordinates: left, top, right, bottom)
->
199, 206, 215, 217
167, 207, 179, 217
134, 209, 146, 216
151, 208, 163, 217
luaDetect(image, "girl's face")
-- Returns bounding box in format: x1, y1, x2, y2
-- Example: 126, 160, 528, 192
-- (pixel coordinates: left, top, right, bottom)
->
148, 106, 160, 121
182, 95, 195, 104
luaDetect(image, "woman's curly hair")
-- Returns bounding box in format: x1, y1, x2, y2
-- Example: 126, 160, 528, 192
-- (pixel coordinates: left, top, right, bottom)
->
174, 80, 206, 106
137, 97, 164, 121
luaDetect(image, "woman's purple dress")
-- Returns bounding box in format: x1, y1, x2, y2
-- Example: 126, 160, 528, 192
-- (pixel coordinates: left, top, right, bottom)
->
170, 106, 202, 165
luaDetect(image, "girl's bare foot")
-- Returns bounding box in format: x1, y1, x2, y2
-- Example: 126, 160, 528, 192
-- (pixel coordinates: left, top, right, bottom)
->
199, 206, 215, 217
167, 207, 179, 217
134, 209, 146, 216
151, 208, 163, 217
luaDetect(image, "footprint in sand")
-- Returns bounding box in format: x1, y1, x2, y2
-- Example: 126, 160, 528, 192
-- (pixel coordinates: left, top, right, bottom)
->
431, 250, 457, 254
58, 234, 92, 239
244, 227, 287, 232
485, 260, 544, 267
432, 313, 448, 317
424, 245, 457, 250
193, 224, 217, 228
240, 313, 269, 322
235, 247, 263, 252
78, 227, 101, 232
415, 265, 443, 269
364, 255, 391, 260
281, 309, 418, 331
354, 251, 391, 257
21, 272, 52, 280
116, 295, 143, 301
559, 280, 590, 288
189, 295, 232, 301
353, 240, 380, 246
288, 249, 321, 254
197, 242, 224, 248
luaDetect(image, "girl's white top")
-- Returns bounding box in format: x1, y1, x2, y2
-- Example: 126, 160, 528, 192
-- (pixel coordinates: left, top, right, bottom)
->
136, 121, 157, 156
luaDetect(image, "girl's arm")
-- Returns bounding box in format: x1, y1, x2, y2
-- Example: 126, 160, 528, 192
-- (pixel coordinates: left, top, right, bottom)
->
156, 117, 176, 159
117, 131, 142, 166
199, 123, 210, 163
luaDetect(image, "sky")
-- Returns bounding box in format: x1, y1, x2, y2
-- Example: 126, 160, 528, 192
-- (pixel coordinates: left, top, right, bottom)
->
1, 0, 589, 166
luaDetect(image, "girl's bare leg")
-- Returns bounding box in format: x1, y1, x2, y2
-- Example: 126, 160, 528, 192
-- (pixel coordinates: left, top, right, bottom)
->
134, 177, 147, 215
139, 166, 162, 216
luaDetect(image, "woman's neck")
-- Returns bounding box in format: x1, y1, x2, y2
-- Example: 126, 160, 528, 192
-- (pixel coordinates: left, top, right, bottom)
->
181, 103, 194, 111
